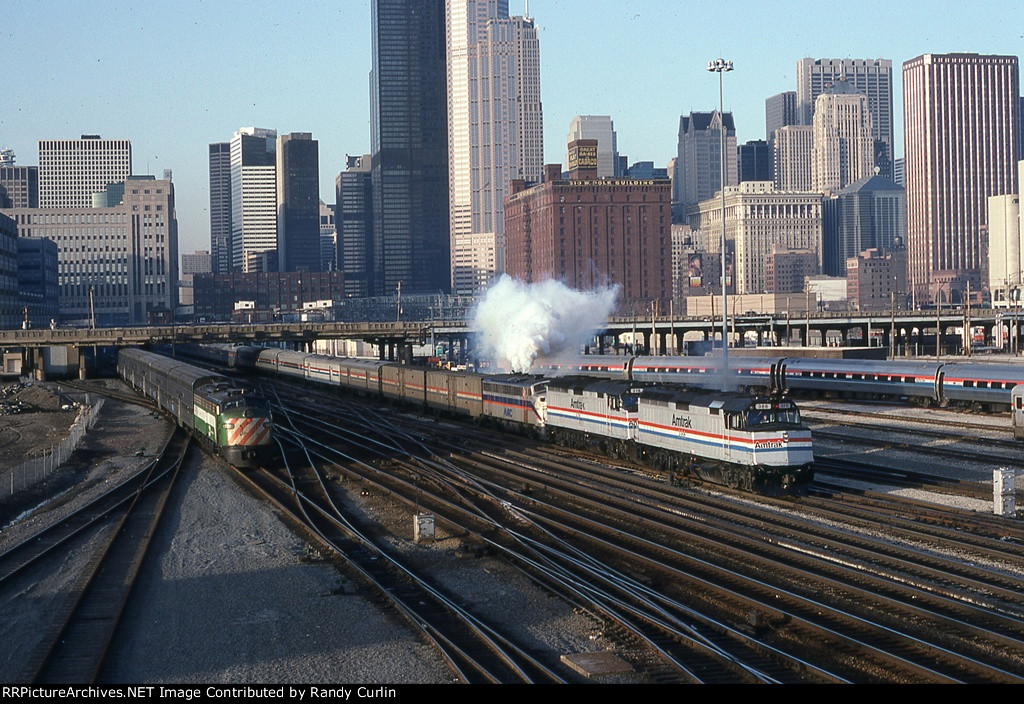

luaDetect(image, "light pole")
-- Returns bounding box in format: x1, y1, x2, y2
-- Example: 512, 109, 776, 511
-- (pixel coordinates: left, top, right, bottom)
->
707, 57, 733, 370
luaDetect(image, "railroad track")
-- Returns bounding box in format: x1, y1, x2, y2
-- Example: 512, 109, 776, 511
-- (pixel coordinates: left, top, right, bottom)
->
236, 394, 566, 684
256, 377, 1024, 682
4, 429, 192, 684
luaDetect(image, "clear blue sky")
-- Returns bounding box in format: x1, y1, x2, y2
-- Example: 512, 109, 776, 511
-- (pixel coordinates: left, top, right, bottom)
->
2, 0, 1021, 257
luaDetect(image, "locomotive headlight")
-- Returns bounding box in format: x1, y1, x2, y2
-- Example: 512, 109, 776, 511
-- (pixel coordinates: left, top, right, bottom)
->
223, 421, 235, 429
782, 432, 789, 443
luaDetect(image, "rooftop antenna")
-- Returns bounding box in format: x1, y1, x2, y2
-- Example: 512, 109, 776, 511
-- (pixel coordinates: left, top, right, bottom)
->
524, 0, 530, 19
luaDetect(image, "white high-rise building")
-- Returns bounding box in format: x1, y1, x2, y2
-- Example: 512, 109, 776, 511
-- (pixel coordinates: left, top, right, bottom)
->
229, 127, 278, 272
38, 136, 132, 208
446, 0, 543, 295
688, 181, 823, 295
772, 125, 813, 192
797, 58, 894, 177
811, 78, 875, 194
565, 116, 618, 178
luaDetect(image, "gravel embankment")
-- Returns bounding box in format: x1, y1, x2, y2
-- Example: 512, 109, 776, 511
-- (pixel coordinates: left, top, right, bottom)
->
2, 385, 635, 683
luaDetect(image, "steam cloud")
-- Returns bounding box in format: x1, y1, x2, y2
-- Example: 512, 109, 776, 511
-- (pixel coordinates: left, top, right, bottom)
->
471, 276, 619, 372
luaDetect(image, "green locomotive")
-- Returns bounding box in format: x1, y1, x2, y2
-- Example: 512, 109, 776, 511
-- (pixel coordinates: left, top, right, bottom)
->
118, 348, 272, 467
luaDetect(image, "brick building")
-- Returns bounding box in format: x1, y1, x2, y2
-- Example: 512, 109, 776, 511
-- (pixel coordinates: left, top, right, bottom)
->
504, 156, 671, 312
846, 247, 908, 311
764, 246, 819, 293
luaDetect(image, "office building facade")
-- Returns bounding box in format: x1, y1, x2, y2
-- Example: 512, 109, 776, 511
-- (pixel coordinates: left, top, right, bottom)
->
811, 78, 875, 194
765, 91, 799, 140
208, 142, 232, 274
987, 163, 1024, 307
447, 0, 542, 295
674, 111, 737, 221
738, 140, 772, 184
276, 132, 321, 272
336, 154, 374, 298
320, 201, 337, 272
505, 165, 672, 311
0, 214, 19, 328
230, 127, 277, 272
565, 115, 618, 178
903, 53, 1020, 304
370, 0, 450, 295
772, 125, 814, 192
38, 136, 132, 208
5, 179, 178, 325
687, 181, 823, 296
822, 174, 905, 276
797, 58, 894, 177
0, 166, 39, 209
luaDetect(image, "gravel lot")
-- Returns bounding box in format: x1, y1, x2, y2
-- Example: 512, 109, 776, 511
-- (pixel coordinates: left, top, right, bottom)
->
1, 384, 637, 684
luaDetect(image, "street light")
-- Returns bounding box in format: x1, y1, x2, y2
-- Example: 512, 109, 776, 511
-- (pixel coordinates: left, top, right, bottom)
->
707, 57, 733, 371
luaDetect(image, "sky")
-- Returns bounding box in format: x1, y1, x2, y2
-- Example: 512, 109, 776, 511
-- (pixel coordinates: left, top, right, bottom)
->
2, 0, 1022, 257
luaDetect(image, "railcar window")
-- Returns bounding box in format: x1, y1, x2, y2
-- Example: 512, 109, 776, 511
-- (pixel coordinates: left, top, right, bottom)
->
621, 394, 639, 412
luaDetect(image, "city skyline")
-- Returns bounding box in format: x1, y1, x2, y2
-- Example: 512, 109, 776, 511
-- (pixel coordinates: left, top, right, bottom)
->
2, 0, 1022, 257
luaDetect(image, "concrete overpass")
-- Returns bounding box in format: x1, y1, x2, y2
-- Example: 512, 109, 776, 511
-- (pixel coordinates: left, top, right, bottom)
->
3, 308, 1022, 379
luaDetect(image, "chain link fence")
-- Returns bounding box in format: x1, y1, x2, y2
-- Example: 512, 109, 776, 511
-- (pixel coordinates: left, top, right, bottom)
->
1, 398, 105, 501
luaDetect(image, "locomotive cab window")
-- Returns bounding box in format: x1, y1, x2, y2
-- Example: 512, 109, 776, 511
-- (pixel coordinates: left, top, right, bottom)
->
744, 406, 802, 428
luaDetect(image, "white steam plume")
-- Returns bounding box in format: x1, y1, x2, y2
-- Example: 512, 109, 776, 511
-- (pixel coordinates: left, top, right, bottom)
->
471, 276, 619, 372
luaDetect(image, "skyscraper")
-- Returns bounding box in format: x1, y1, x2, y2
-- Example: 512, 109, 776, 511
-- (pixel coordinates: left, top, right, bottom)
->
811, 78, 875, 194
208, 142, 231, 274
772, 125, 814, 192
447, 0, 543, 295
565, 116, 618, 179
903, 53, 1020, 303
797, 58, 894, 178
230, 127, 277, 272
822, 174, 905, 276
337, 154, 374, 298
765, 91, 798, 140
276, 132, 321, 272
371, 0, 450, 295
738, 140, 772, 184
675, 111, 737, 221
0, 166, 38, 209
38, 136, 132, 208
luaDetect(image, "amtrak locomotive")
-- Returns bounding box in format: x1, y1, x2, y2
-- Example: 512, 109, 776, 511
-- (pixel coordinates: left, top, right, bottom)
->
180, 345, 815, 493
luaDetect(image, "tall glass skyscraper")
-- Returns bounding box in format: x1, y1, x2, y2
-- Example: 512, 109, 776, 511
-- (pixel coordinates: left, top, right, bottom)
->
370, 0, 450, 295
208, 142, 231, 274
276, 132, 321, 272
